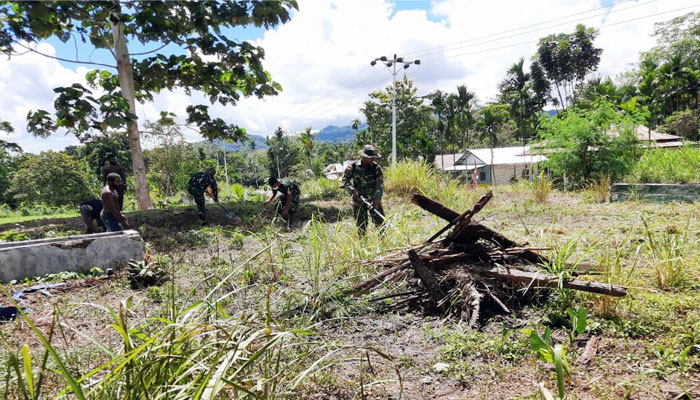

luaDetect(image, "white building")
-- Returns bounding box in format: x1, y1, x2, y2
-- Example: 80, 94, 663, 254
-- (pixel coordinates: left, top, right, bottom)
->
436, 146, 547, 186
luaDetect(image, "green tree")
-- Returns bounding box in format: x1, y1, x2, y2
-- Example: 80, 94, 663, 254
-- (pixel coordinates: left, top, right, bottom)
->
637, 12, 700, 127
362, 78, 435, 161
64, 132, 132, 181
11, 151, 94, 206
450, 84, 478, 148
0, 1, 297, 210
498, 58, 549, 140
660, 109, 700, 140
265, 127, 302, 178
535, 24, 603, 110
142, 117, 201, 196
0, 121, 23, 206
298, 127, 316, 173
475, 104, 517, 183
536, 100, 641, 186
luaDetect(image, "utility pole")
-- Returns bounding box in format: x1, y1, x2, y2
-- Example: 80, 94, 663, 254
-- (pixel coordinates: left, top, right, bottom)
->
371, 54, 421, 165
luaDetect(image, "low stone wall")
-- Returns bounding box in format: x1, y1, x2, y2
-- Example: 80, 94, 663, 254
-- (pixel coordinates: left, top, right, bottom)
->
0, 230, 145, 283
611, 183, 700, 203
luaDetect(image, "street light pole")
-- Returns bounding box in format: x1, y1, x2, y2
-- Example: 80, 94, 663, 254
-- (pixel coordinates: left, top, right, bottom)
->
371, 54, 421, 166
391, 57, 397, 166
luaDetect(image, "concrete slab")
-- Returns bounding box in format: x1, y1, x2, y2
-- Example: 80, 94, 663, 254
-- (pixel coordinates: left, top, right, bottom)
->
0, 230, 145, 283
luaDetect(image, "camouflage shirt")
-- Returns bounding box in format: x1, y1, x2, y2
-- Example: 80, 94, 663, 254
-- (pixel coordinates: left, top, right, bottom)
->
343, 161, 383, 200
188, 172, 218, 200
274, 178, 301, 205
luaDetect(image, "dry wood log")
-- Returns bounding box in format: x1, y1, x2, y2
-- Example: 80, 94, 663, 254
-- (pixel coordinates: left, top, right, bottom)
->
349, 261, 410, 293
465, 263, 627, 297
412, 193, 550, 265
408, 250, 447, 312
447, 191, 494, 242
428, 191, 493, 242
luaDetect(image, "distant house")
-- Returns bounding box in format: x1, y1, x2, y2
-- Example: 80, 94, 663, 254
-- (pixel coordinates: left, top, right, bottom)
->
438, 146, 547, 186
322, 161, 354, 180
607, 125, 683, 148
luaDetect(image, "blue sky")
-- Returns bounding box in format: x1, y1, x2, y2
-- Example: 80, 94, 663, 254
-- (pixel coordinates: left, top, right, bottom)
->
2, 0, 698, 152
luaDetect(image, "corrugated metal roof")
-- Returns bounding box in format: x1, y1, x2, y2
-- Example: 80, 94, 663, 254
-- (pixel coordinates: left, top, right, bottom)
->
607, 124, 682, 142
434, 154, 463, 170
454, 146, 547, 166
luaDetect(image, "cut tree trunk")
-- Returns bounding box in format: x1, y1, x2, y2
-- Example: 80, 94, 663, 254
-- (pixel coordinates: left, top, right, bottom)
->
111, 14, 153, 211
408, 250, 447, 312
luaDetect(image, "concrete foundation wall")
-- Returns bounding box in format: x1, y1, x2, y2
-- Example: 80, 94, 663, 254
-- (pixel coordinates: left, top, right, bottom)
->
0, 230, 145, 283
611, 183, 700, 203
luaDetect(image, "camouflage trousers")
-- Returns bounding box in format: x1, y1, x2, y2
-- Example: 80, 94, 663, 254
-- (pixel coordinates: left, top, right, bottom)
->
352, 201, 385, 237
275, 198, 298, 228
189, 190, 207, 222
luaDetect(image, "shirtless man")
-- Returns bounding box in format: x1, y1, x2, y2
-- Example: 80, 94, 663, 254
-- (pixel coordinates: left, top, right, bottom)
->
100, 173, 131, 232
102, 154, 127, 210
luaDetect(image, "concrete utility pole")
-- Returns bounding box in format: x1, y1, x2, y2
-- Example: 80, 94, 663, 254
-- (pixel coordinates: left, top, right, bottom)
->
371, 54, 421, 166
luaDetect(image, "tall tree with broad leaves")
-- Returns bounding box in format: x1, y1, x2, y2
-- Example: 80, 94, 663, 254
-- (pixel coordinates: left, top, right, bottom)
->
637, 12, 700, 127
535, 24, 602, 111
362, 77, 435, 162
0, 1, 297, 210
498, 58, 549, 141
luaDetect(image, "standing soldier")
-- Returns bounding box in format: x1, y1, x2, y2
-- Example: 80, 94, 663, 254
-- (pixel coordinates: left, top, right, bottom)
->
102, 154, 127, 211
188, 167, 219, 225
343, 145, 385, 237
263, 176, 301, 229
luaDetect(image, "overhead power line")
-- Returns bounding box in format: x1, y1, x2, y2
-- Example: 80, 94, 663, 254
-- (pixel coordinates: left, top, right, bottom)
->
402, 0, 650, 57
411, 0, 659, 60
421, 3, 700, 62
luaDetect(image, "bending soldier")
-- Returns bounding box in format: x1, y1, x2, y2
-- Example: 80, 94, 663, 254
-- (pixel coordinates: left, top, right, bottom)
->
263, 177, 301, 229
188, 167, 219, 225
343, 145, 385, 237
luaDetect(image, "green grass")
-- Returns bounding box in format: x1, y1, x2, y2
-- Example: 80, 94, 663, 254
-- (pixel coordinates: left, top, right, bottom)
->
627, 145, 700, 183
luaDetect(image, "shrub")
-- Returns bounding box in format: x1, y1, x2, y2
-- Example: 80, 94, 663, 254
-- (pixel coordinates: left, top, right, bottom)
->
302, 177, 343, 200
627, 145, 700, 184
530, 171, 553, 203
384, 160, 435, 196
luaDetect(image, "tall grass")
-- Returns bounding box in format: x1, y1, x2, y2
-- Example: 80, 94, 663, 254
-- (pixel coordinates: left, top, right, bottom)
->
591, 174, 611, 203
384, 160, 436, 196
642, 217, 691, 290
530, 171, 553, 203
302, 177, 343, 200
0, 256, 327, 399
627, 145, 700, 184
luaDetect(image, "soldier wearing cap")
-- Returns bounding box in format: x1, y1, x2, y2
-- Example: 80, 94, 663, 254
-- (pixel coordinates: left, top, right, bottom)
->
343, 144, 385, 237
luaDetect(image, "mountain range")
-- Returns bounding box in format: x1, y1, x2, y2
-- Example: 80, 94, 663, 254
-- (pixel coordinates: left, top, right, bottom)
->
198, 124, 361, 152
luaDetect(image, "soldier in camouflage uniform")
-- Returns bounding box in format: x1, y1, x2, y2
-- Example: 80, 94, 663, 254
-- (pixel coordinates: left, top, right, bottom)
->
263, 177, 301, 228
343, 145, 385, 237
187, 167, 219, 224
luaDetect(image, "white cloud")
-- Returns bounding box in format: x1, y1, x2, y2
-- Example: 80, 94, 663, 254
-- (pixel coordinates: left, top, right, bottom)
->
1, 0, 698, 153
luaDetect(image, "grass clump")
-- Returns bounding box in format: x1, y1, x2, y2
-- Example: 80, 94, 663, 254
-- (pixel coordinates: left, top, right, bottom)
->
627, 145, 700, 183
384, 160, 435, 196
302, 177, 343, 200
529, 171, 553, 203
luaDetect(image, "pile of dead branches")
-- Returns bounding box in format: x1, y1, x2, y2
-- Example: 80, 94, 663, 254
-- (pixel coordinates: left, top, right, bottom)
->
350, 192, 626, 327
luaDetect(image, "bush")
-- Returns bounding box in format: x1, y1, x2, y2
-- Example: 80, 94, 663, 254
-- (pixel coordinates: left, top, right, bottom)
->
627, 145, 700, 184
384, 160, 436, 196
11, 151, 95, 206
302, 177, 343, 200
536, 100, 640, 187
